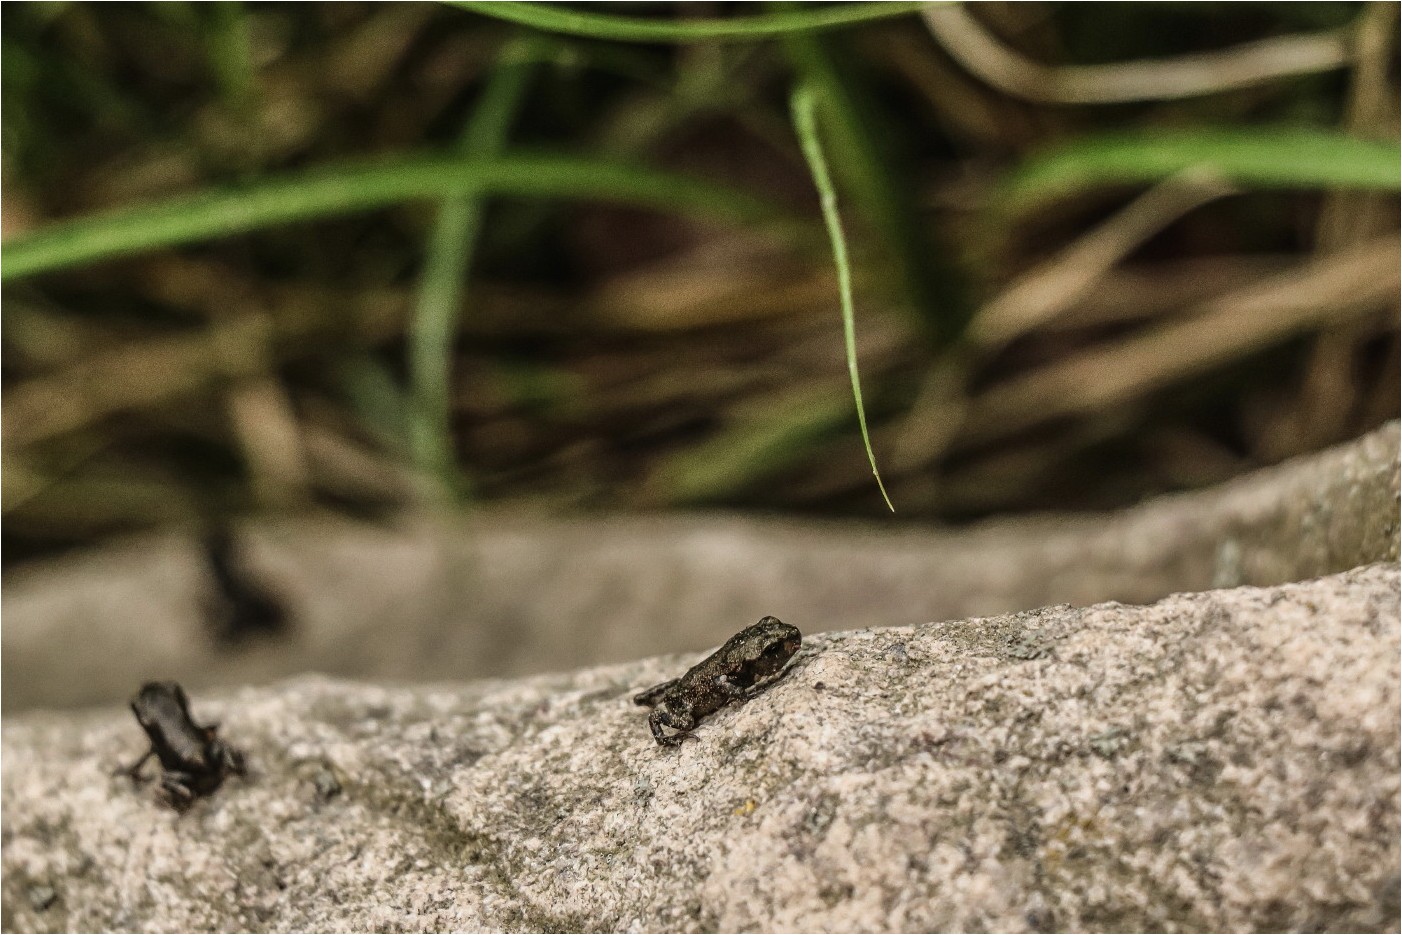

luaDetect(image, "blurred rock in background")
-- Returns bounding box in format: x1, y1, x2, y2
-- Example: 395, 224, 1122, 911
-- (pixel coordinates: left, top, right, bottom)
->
2, 2, 1398, 701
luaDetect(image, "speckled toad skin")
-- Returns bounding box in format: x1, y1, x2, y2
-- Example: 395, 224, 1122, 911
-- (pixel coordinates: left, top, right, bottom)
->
633, 616, 801, 746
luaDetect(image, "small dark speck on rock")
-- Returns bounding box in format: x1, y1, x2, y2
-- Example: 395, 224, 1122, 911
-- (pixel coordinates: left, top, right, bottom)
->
1330, 740, 1373, 767
1090, 728, 1132, 758
1005, 632, 1054, 661
27, 884, 57, 911
813, 682, 826, 691
297, 759, 344, 802
916, 730, 955, 751
313, 768, 342, 801
1026, 906, 1055, 931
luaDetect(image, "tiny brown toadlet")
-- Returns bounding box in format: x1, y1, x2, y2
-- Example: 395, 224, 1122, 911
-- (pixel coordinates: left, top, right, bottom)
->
119, 681, 246, 811
634, 616, 801, 746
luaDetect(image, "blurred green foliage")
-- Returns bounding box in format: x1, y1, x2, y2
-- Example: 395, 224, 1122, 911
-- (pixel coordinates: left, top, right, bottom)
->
2, 2, 1398, 563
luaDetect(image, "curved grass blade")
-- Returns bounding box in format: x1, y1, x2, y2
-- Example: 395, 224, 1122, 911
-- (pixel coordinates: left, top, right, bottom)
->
784, 28, 970, 345
1003, 129, 1402, 212
2, 154, 789, 282
409, 37, 545, 497
446, 1, 931, 43
790, 85, 894, 513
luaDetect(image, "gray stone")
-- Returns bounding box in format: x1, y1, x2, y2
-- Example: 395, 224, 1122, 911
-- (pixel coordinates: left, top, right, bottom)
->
5, 423, 1397, 712
4, 565, 1397, 932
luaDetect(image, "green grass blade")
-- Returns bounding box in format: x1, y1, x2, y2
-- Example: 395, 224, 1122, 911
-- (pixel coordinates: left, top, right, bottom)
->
784, 28, 969, 345
446, 1, 931, 43
1004, 129, 1402, 211
1, 153, 789, 281
790, 85, 894, 513
409, 38, 545, 496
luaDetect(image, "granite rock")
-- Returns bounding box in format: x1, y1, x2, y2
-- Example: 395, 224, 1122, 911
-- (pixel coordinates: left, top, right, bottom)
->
4, 565, 1397, 932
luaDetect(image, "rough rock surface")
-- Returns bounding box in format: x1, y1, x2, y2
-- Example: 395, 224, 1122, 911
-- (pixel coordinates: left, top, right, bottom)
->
4, 564, 1397, 933
5, 422, 1397, 712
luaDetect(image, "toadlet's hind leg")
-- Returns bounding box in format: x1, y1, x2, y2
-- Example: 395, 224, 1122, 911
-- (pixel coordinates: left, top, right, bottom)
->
633, 678, 678, 708
156, 773, 197, 812
648, 707, 698, 747
114, 748, 155, 783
